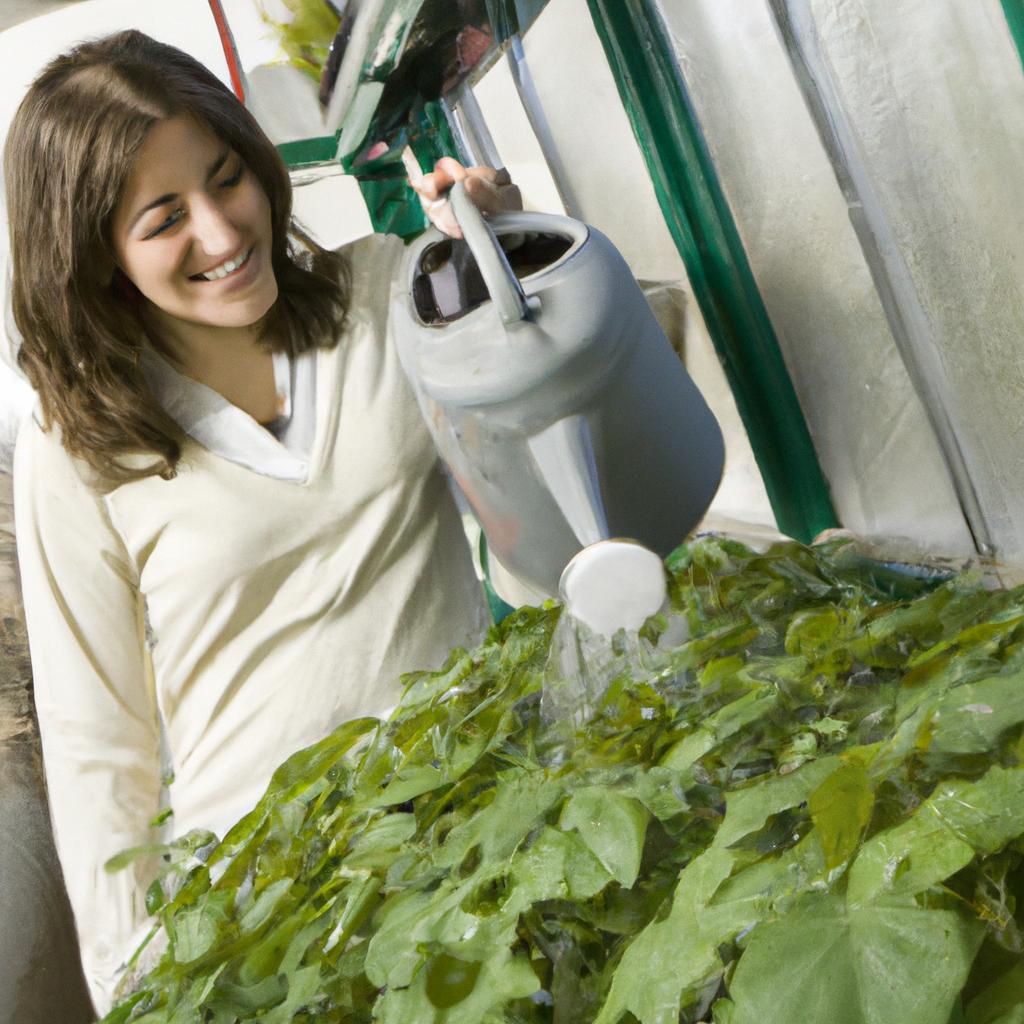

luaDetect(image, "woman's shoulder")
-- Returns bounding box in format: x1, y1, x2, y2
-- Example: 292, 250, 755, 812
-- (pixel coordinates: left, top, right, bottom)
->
15, 412, 150, 499
338, 232, 408, 319
16, 413, 96, 497
17, 410, 69, 472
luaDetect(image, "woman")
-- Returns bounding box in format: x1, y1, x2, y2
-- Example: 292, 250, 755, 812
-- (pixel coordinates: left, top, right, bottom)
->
5, 28, 519, 1015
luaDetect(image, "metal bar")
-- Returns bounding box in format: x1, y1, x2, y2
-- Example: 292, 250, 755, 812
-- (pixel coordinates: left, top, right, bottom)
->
207, 0, 248, 102
767, 0, 994, 558
506, 34, 583, 219
324, 0, 388, 137
441, 81, 504, 170
1001, 0, 1024, 72
584, 0, 838, 543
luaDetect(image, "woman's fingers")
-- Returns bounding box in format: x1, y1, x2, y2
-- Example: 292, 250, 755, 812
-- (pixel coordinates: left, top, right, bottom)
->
464, 173, 522, 216
410, 158, 464, 201
410, 159, 522, 238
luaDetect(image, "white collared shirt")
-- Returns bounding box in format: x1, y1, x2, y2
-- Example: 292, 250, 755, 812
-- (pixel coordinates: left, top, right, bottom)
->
140, 346, 317, 482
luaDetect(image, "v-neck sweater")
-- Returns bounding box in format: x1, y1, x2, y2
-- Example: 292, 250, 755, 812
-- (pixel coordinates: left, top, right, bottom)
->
13, 234, 489, 1014
139, 343, 318, 481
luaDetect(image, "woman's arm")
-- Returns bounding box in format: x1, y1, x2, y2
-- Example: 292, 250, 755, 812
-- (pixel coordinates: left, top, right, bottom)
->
14, 418, 163, 1017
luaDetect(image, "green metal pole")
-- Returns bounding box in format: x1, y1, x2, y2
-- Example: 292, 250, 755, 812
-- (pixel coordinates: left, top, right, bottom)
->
585, 0, 838, 543
1002, 0, 1024, 71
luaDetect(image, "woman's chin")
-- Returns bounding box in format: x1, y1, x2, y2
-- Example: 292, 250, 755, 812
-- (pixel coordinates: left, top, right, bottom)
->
144, 283, 279, 338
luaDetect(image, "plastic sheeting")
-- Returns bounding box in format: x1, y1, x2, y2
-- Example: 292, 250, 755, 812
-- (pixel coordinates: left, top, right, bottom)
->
791, 0, 1024, 564
656, 0, 1024, 567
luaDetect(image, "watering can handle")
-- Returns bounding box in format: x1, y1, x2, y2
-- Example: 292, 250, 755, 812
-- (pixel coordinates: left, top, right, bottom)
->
449, 181, 530, 326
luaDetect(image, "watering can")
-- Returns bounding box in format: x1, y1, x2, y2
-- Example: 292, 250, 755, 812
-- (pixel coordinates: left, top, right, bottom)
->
391, 184, 725, 632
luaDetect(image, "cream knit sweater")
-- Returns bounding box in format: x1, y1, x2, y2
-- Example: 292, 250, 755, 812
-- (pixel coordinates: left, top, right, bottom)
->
13, 234, 489, 1014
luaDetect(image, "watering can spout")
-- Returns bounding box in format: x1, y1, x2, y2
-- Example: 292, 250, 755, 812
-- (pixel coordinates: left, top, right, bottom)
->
559, 540, 668, 636
526, 414, 608, 549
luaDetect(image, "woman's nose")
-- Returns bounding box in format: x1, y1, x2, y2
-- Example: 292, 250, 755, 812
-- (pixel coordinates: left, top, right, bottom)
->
189, 196, 242, 261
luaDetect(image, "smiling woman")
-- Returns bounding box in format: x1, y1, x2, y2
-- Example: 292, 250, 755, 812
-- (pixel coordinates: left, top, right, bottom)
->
5, 29, 348, 486
111, 117, 276, 322
109, 114, 281, 423
2, 28, 511, 1017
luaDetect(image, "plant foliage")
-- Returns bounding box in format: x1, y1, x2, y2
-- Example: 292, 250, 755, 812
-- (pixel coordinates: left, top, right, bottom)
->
102, 537, 1024, 1024
258, 0, 339, 80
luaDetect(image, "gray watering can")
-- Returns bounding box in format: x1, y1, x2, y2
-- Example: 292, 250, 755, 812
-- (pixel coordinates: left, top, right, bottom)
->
391, 183, 725, 632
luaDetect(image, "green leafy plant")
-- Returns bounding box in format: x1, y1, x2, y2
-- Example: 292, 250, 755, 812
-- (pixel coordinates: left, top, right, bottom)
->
102, 537, 1024, 1023
259, 0, 340, 80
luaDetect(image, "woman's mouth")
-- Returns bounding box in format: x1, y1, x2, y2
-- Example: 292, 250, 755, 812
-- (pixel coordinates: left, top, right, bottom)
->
189, 246, 254, 283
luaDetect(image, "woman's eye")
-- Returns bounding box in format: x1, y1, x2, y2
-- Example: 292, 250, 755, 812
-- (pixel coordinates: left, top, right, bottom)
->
220, 166, 244, 189
146, 209, 184, 239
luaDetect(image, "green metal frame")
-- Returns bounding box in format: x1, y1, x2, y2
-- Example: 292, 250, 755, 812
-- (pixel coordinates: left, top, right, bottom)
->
1001, 0, 1024, 71
274, 2, 555, 234
349, 100, 459, 238
585, 0, 838, 543
407, 99, 461, 172
276, 136, 340, 168
352, 168, 429, 239
479, 535, 516, 624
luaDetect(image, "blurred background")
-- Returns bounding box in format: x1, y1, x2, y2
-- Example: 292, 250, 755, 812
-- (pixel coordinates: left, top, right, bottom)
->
1, 0, 80, 32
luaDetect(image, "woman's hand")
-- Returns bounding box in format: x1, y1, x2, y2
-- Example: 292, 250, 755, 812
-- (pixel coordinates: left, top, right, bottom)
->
410, 157, 523, 239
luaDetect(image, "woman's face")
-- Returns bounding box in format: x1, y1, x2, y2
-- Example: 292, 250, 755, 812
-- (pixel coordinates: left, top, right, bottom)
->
110, 113, 277, 337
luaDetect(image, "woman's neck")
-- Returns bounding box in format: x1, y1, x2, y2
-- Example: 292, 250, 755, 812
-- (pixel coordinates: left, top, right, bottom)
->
145, 308, 281, 425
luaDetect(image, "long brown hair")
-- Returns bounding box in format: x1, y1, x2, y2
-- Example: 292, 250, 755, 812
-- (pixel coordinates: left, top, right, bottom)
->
4, 30, 350, 487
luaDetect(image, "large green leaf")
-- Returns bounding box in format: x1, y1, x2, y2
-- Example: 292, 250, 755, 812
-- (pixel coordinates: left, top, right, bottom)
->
714, 756, 840, 849
808, 760, 874, 871
560, 787, 650, 887
926, 674, 1024, 754
509, 825, 612, 902
594, 847, 740, 1024
849, 766, 1024, 904
374, 948, 539, 1024
727, 893, 984, 1024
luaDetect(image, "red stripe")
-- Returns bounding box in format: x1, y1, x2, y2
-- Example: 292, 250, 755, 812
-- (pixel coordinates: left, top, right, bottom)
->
208, 0, 245, 102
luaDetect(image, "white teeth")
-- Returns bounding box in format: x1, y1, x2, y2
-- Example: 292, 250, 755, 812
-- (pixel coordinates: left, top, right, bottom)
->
200, 248, 249, 281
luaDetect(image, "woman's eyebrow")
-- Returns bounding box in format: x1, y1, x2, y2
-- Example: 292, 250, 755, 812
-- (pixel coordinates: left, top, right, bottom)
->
205, 149, 230, 183
129, 149, 231, 230
130, 191, 176, 229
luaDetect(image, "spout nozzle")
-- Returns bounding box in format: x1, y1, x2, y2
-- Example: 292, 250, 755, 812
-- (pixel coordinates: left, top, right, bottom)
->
558, 540, 667, 636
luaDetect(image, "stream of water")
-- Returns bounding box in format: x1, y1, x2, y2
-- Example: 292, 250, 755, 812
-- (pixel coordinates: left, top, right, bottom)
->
539, 601, 690, 757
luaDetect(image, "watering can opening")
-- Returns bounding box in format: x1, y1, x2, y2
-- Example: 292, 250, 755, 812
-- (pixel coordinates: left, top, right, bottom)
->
411, 231, 574, 326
